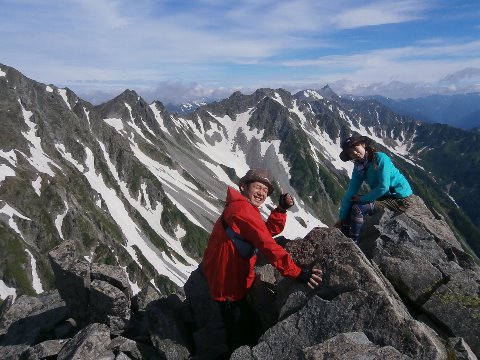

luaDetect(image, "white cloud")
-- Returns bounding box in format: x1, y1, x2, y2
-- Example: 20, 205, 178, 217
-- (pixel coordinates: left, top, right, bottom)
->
332, 1, 426, 29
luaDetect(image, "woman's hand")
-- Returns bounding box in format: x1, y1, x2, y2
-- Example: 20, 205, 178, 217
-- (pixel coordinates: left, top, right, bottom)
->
350, 195, 360, 202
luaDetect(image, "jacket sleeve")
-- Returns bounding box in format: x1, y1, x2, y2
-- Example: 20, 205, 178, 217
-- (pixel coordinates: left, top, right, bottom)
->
228, 209, 301, 279
264, 209, 287, 236
339, 170, 363, 220
360, 153, 392, 203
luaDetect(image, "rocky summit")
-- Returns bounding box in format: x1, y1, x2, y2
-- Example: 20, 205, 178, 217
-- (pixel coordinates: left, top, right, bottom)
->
1, 63, 480, 359
0, 195, 478, 359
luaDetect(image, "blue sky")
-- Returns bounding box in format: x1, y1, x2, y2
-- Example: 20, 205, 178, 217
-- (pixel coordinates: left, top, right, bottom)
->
1, 0, 480, 104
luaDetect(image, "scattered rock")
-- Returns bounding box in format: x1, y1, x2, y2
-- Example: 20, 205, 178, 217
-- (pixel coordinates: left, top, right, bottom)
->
108, 336, 161, 360
2, 195, 478, 360
20, 339, 70, 360
57, 323, 112, 360
303, 332, 412, 359
48, 240, 132, 333
147, 294, 191, 359
447, 337, 478, 360
0, 291, 68, 359
362, 195, 480, 357
48, 240, 91, 326
250, 227, 447, 359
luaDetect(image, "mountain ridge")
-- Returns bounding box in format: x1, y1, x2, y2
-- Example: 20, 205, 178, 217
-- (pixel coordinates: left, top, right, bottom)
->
0, 63, 479, 305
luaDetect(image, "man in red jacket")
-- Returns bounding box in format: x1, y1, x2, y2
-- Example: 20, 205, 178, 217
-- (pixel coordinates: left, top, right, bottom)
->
202, 168, 322, 355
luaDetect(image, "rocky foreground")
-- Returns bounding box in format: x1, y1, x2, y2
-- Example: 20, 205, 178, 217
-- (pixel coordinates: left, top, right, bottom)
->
0, 195, 479, 359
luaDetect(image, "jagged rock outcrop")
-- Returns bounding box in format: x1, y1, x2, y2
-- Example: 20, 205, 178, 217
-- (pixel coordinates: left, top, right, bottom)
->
361, 195, 480, 356
0, 195, 478, 360
56, 323, 113, 360
146, 294, 191, 359
235, 227, 447, 359
20, 339, 70, 360
183, 266, 227, 359
0, 291, 68, 359
302, 332, 412, 360
48, 240, 132, 333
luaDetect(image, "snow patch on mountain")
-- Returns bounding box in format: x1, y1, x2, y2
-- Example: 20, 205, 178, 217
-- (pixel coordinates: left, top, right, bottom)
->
98, 140, 198, 266
0, 150, 17, 167
83, 107, 91, 128
303, 90, 324, 100
150, 103, 171, 136
46, 86, 53, 93
175, 225, 187, 242
0, 164, 15, 183
104, 117, 125, 133
0, 202, 31, 240
0, 280, 16, 300
183, 110, 251, 176
25, 248, 43, 294
0, 68, 6, 77
200, 160, 237, 188
18, 100, 60, 176
266, 140, 291, 175
129, 138, 216, 229
124, 103, 154, 145
58, 89, 71, 110
122, 265, 141, 296
290, 102, 351, 173
281, 206, 327, 239
32, 176, 42, 196
55, 200, 68, 240
58, 142, 191, 286
272, 92, 285, 106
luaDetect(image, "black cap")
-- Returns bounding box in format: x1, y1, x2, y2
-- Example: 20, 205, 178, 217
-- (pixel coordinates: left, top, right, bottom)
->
339, 135, 371, 162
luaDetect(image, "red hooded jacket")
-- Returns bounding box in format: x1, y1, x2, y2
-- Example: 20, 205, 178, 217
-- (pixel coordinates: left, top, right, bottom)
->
202, 186, 301, 301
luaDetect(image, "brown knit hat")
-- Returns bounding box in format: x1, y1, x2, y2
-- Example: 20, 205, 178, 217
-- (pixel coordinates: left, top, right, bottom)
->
238, 169, 274, 195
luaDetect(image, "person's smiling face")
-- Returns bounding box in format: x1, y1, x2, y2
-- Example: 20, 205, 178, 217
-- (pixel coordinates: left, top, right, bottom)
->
346, 143, 366, 161
241, 181, 269, 207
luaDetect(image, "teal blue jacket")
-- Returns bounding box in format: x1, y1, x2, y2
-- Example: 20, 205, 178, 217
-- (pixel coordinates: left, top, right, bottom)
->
339, 152, 413, 220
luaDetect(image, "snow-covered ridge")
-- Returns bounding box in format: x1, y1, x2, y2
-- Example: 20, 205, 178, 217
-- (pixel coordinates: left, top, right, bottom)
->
0, 202, 31, 241
0, 164, 15, 183
25, 249, 43, 294
18, 99, 60, 176
303, 90, 323, 100
56, 140, 194, 286
58, 89, 71, 110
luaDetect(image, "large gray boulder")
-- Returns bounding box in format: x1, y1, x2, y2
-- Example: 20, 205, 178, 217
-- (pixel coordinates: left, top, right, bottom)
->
127, 284, 162, 343
302, 332, 413, 360
48, 240, 132, 333
48, 240, 91, 326
362, 195, 480, 356
20, 339, 70, 360
108, 336, 161, 360
147, 294, 191, 360
0, 291, 68, 359
57, 323, 113, 360
246, 227, 447, 359
183, 267, 227, 359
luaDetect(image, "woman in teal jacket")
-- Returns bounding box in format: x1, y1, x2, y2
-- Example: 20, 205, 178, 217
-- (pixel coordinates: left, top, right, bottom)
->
334, 135, 413, 242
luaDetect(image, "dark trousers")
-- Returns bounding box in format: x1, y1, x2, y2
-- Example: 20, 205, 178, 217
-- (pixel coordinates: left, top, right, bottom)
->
342, 196, 412, 242
216, 297, 263, 355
